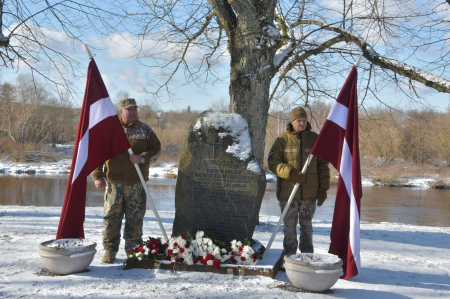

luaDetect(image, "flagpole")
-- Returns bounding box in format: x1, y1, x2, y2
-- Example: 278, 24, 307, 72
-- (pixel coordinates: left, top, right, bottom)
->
354, 53, 362, 67
84, 44, 93, 60
263, 154, 314, 257
128, 148, 169, 242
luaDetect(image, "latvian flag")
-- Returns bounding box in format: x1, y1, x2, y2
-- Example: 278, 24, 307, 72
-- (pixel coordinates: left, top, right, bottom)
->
56, 59, 130, 239
310, 66, 362, 279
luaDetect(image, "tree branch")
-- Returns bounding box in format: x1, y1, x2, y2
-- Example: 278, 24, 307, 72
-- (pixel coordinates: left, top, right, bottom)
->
269, 35, 345, 103
295, 19, 450, 93
207, 0, 236, 35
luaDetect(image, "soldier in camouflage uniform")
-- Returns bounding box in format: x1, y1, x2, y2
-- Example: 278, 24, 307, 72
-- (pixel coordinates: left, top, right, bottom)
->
268, 107, 330, 256
92, 98, 161, 263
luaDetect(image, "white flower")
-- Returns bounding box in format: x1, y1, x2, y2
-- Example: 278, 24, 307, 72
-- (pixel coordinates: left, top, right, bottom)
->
207, 239, 213, 246
207, 260, 213, 266
195, 231, 204, 239
203, 238, 209, 245
143, 245, 148, 250
221, 248, 227, 253
185, 257, 194, 266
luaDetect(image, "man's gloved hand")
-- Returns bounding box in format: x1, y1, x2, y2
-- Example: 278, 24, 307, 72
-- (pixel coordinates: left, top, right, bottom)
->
317, 187, 328, 207
290, 169, 306, 185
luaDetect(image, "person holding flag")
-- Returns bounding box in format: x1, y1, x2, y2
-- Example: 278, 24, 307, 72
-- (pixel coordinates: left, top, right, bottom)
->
268, 107, 330, 257
92, 98, 161, 263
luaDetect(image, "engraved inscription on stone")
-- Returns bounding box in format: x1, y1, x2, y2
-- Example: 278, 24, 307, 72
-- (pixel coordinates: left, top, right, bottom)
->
172, 112, 266, 243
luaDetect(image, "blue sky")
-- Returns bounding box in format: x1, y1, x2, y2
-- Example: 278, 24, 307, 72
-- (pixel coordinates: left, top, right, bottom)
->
1, 0, 449, 113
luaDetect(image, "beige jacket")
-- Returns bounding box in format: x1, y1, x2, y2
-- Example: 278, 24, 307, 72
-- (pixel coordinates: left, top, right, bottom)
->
268, 122, 330, 201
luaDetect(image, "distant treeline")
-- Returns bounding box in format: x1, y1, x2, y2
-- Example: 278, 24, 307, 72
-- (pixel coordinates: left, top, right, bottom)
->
266, 102, 450, 168
1, 75, 449, 167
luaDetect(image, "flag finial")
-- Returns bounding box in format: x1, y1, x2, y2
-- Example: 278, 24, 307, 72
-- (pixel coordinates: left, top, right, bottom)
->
354, 53, 362, 67
84, 44, 93, 60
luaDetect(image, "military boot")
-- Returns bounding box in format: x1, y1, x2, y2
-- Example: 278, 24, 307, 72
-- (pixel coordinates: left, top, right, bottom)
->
102, 250, 117, 263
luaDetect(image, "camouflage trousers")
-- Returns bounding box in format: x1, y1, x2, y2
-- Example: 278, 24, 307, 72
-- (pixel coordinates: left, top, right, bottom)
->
103, 181, 146, 253
280, 199, 317, 255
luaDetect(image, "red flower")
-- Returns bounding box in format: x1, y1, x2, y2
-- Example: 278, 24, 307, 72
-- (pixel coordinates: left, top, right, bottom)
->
228, 248, 232, 252
206, 253, 214, 261
239, 247, 243, 253
155, 246, 160, 252
130, 248, 136, 253
252, 253, 258, 260
153, 252, 158, 257
180, 248, 185, 254
201, 259, 207, 265
171, 235, 175, 238
241, 256, 246, 261
138, 247, 144, 253
168, 249, 173, 256
185, 243, 190, 249
173, 242, 179, 247
181, 235, 186, 239
163, 243, 169, 249
253, 259, 257, 263
231, 251, 235, 256
193, 258, 199, 264
213, 259, 221, 268
179, 257, 184, 262
155, 239, 160, 244
230, 257, 237, 264
148, 242, 156, 249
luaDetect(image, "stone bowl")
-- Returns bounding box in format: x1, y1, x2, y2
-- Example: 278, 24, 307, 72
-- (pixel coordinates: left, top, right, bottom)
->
38, 239, 97, 275
284, 253, 343, 292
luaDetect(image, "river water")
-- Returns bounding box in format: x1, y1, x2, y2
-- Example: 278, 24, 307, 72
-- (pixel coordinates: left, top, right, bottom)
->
0, 175, 449, 227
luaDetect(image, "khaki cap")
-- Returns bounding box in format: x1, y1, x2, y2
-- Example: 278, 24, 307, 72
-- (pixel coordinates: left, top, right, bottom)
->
290, 107, 307, 122
119, 98, 138, 109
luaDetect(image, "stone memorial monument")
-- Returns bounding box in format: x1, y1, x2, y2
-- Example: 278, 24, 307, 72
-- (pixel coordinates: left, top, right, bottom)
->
172, 111, 266, 243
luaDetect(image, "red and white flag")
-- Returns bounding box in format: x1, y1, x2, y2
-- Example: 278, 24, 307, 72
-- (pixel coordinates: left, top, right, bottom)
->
56, 59, 130, 239
310, 66, 361, 279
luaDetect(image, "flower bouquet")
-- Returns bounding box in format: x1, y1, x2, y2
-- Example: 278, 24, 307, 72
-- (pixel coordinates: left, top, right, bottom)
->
126, 231, 262, 269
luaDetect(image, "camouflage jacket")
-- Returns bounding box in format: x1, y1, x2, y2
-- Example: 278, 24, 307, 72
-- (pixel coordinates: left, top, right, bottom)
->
92, 118, 161, 184
268, 122, 330, 201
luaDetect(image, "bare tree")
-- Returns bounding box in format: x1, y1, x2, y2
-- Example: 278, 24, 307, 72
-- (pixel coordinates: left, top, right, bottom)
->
0, 0, 123, 94
209, 96, 230, 113
2, 0, 450, 164
0, 81, 16, 142
110, 0, 450, 164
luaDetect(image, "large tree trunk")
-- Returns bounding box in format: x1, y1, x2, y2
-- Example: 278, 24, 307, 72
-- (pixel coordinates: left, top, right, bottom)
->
223, 2, 277, 166
228, 38, 273, 165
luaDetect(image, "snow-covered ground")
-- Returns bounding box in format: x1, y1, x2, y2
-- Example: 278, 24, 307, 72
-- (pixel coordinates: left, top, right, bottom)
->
0, 161, 178, 179
1, 159, 445, 189
0, 206, 448, 298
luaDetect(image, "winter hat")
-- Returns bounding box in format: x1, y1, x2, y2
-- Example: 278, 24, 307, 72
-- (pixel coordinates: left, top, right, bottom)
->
290, 107, 307, 122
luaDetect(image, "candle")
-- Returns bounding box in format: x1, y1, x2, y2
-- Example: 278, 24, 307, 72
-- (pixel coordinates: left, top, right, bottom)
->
227, 268, 234, 279
154, 262, 160, 273
238, 268, 245, 280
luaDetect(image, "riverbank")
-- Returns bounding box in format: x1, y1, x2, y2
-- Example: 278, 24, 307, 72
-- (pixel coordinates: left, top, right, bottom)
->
1, 146, 450, 189
0, 206, 448, 298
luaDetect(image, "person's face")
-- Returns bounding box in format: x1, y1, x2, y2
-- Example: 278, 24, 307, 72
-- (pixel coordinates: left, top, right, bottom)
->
291, 117, 307, 132
120, 106, 138, 125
